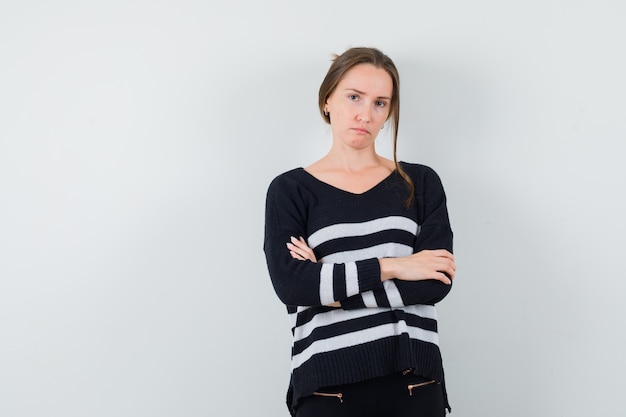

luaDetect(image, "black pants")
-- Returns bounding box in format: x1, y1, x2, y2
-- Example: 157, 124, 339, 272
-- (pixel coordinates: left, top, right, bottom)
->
296, 372, 447, 417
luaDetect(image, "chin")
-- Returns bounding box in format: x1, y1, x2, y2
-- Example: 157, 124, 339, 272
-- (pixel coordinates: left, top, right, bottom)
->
349, 140, 374, 149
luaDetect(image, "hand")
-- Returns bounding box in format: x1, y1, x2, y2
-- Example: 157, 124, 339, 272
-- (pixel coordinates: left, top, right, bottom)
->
286, 236, 317, 262
380, 249, 456, 285
286, 237, 339, 306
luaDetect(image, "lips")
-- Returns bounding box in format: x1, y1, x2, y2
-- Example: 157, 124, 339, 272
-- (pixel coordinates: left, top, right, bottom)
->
352, 127, 369, 134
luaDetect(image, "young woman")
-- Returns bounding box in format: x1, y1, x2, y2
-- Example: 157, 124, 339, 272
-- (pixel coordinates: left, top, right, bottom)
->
263, 47, 456, 417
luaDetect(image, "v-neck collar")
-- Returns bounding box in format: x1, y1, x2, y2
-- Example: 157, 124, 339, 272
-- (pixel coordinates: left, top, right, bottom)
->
298, 167, 398, 196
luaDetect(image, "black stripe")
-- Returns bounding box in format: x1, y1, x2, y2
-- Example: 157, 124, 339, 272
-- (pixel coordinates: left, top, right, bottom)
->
332, 263, 347, 301
294, 306, 336, 328
293, 309, 439, 355
315, 230, 415, 258
293, 311, 393, 354
373, 289, 390, 307
405, 311, 438, 333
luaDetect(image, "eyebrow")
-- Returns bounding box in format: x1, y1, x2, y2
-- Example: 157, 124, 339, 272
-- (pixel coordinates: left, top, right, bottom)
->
345, 88, 391, 101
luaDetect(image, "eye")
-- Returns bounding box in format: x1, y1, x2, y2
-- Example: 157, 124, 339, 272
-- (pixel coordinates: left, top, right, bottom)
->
376, 100, 387, 107
348, 94, 359, 101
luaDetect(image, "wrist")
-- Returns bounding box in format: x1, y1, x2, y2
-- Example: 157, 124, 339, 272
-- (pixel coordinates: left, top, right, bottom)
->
379, 258, 396, 282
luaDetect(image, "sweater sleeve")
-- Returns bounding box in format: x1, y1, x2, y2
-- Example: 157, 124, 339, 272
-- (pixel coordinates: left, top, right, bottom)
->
341, 165, 453, 309
263, 173, 384, 307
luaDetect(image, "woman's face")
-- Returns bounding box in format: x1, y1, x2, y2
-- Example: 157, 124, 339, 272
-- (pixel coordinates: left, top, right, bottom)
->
324, 63, 393, 150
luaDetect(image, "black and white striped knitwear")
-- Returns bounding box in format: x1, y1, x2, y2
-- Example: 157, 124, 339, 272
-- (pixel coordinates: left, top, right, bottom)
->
263, 161, 454, 415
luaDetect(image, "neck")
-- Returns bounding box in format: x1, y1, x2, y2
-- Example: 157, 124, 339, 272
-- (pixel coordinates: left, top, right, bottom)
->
324, 145, 385, 173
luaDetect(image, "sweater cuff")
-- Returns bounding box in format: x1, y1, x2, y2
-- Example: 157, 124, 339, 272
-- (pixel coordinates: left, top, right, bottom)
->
340, 295, 365, 310
356, 258, 383, 293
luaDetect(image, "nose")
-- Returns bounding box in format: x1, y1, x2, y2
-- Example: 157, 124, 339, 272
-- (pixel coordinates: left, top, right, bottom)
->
357, 106, 372, 123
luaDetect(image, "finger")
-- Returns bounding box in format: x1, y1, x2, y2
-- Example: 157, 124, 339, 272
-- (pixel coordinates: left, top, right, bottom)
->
290, 236, 310, 251
411, 250, 453, 262
433, 249, 454, 260
287, 243, 302, 256
286, 243, 307, 259
289, 250, 304, 260
290, 237, 317, 261
437, 272, 452, 285
440, 266, 455, 280
432, 258, 456, 278
439, 261, 456, 279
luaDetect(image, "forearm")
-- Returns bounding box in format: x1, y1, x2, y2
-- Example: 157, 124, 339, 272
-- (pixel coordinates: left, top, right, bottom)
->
342, 246, 455, 309
265, 233, 384, 306
341, 278, 452, 309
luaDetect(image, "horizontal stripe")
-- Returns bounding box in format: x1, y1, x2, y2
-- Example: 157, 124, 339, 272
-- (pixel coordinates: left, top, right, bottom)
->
404, 304, 438, 320
291, 321, 439, 370
321, 242, 413, 263
292, 301, 438, 332
293, 307, 383, 343
314, 230, 416, 259
294, 311, 396, 353
293, 310, 438, 354
293, 304, 437, 343
289, 305, 312, 330
309, 216, 419, 248
408, 325, 439, 345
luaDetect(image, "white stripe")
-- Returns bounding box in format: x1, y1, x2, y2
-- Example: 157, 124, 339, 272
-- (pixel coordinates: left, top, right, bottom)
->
383, 280, 404, 307
293, 306, 386, 342
408, 326, 439, 345
288, 311, 298, 330
404, 304, 438, 320
291, 322, 439, 370
308, 216, 419, 248
345, 262, 359, 296
361, 290, 378, 308
319, 263, 334, 305
292, 304, 437, 343
321, 242, 413, 263
289, 306, 311, 330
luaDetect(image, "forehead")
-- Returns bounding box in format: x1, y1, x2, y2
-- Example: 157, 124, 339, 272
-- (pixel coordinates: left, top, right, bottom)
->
337, 63, 393, 97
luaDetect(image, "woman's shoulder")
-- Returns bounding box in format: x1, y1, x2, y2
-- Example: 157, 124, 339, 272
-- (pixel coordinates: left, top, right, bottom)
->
399, 161, 441, 179
398, 162, 447, 195
266, 167, 310, 194
271, 167, 305, 182
265, 167, 322, 208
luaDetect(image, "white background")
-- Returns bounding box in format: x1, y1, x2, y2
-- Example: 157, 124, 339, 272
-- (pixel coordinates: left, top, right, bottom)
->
1, 1, 625, 416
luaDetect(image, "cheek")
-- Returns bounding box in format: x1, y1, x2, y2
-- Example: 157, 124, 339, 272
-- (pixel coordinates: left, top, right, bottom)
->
334, 106, 352, 119
377, 108, 390, 122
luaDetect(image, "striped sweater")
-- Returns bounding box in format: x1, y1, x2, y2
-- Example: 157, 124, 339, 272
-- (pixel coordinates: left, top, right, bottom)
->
263, 162, 453, 415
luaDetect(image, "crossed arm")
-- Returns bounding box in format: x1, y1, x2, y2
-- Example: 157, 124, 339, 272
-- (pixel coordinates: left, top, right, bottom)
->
287, 235, 456, 308
264, 165, 455, 308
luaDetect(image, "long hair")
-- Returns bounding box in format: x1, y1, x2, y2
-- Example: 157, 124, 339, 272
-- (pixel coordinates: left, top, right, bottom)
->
318, 47, 414, 207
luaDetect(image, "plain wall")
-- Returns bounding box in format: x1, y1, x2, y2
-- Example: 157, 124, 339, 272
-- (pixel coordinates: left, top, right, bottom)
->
1, 1, 625, 416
